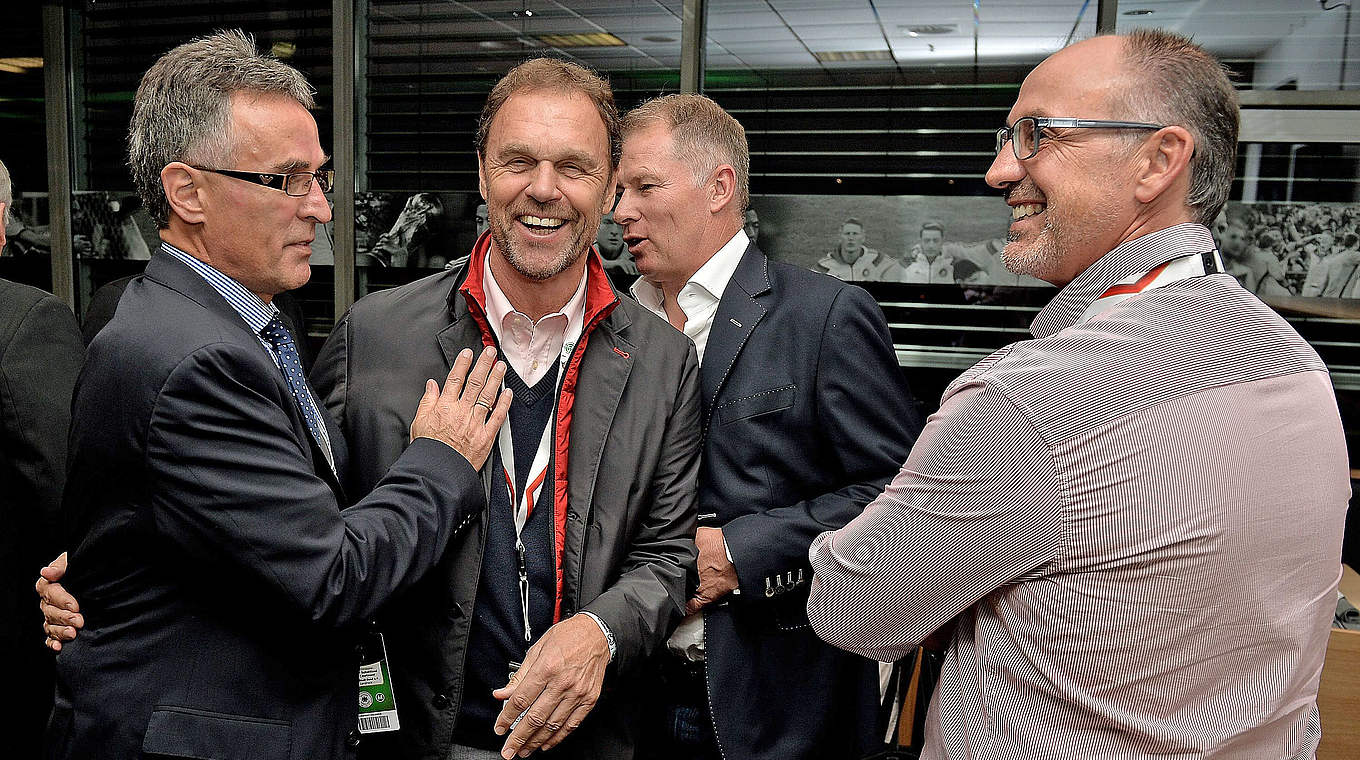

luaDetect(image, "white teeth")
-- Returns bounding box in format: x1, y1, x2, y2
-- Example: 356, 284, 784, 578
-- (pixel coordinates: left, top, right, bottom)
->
519, 215, 566, 229
1011, 203, 1045, 221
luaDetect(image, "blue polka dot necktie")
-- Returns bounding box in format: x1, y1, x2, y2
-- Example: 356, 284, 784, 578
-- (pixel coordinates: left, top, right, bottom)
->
260, 316, 336, 474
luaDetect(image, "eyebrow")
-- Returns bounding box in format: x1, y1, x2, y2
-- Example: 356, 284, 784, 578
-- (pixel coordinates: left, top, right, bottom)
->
269, 154, 331, 173
495, 143, 602, 169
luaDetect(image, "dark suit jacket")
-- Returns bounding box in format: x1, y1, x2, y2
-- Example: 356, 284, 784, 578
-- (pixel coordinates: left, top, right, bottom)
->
700, 245, 921, 760
82, 273, 312, 370
48, 251, 483, 760
0, 279, 82, 760
310, 252, 701, 760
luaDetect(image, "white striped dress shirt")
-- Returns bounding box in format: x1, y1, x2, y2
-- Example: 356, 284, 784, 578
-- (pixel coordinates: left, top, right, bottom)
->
808, 224, 1351, 759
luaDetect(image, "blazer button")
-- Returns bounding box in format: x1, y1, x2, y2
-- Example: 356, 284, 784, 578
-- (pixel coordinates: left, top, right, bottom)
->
432, 693, 451, 710
346, 729, 362, 750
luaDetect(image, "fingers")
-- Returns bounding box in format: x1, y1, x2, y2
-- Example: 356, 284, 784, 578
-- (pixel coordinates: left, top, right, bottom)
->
41, 552, 69, 582
440, 348, 477, 401
455, 346, 498, 406
539, 702, 594, 752
520, 688, 583, 754
409, 379, 439, 442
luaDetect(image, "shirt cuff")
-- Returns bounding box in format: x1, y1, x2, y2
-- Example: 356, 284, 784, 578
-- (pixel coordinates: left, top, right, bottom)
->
723, 536, 741, 595
579, 611, 616, 661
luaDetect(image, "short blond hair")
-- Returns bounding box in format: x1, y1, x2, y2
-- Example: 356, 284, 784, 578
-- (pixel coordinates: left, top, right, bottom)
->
621, 94, 749, 217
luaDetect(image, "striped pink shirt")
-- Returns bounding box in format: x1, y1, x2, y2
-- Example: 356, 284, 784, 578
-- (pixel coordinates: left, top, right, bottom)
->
809, 224, 1351, 759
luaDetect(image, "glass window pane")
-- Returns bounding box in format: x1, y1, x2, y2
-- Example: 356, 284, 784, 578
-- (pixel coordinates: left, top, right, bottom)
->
359, 0, 680, 297
70, 0, 334, 358
0, 2, 52, 291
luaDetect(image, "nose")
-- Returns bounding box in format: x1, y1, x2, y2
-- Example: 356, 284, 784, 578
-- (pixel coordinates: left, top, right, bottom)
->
301, 175, 333, 224
613, 188, 638, 226
985, 143, 1024, 190
525, 161, 563, 204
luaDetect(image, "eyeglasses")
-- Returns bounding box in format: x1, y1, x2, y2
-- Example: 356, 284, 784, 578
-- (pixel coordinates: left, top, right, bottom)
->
995, 117, 1167, 161
193, 166, 335, 196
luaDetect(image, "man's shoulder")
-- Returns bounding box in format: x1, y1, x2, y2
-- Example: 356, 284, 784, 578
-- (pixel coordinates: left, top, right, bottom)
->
348, 269, 460, 326
764, 257, 878, 312
977, 276, 1326, 442
0, 277, 54, 311
0, 278, 68, 333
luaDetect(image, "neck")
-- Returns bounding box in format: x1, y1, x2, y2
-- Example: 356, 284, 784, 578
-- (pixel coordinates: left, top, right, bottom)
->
160, 229, 274, 303
656, 220, 741, 330
488, 244, 585, 321
836, 245, 859, 264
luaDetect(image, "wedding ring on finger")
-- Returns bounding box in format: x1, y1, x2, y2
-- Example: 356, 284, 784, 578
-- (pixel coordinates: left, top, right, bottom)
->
474, 400, 492, 410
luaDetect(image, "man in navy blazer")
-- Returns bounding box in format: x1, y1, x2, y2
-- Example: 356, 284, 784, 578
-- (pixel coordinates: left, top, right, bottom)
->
45, 31, 509, 760
614, 95, 922, 759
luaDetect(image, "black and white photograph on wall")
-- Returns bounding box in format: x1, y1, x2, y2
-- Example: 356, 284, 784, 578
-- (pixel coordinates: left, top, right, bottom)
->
746, 194, 1050, 290
355, 191, 478, 269
747, 195, 1360, 301
1214, 201, 1360, 299
69, 190, 337, 265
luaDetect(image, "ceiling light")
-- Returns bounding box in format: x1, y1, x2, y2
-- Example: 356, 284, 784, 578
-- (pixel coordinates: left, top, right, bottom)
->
1122, 8, 1155, 15
535, 32, 627, 48
642, 35, 676, 43
814, 50, 893, 62
901, 24, 957, 35
0, 57, 43, 74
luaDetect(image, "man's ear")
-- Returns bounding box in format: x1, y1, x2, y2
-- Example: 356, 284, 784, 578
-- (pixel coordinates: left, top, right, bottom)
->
161, 163, 207, 225
0, 202, 8, 250
600, 171, 618, 215
477, 152, 488, 201
709, 164, 737, 216
1134, 126, 1195, 206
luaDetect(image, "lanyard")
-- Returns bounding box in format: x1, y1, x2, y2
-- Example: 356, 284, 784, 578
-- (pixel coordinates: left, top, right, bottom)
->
1079, 250, 1223, 323
495, 345, 573, 643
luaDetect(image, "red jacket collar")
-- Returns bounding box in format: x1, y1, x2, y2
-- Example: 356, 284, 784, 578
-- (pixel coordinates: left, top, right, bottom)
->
458, 231, 619, 343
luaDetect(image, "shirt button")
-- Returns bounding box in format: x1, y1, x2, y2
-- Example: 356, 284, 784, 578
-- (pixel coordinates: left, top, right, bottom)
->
346, 730, 362, 749
432, 693, 451, 710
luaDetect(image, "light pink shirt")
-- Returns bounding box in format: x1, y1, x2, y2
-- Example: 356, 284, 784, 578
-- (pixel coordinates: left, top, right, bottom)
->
809, 224, 1351, 759
481, 254, 587, 387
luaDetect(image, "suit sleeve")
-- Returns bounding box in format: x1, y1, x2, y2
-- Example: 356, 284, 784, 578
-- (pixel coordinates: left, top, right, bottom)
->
722, 284, 921, 601
145, 340, 480, 628
0, 295, 83, 564
581, 345, 702, 672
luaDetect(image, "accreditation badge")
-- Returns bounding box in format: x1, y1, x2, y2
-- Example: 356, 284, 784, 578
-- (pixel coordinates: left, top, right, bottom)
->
357, 630, 400, 733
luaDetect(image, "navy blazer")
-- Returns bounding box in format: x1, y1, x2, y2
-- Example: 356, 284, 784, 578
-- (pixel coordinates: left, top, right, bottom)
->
48, 251, 483, 760
698, 244, 922, 760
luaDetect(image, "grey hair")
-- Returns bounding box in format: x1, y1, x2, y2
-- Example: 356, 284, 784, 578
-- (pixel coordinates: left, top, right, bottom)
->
129, 29, 315, 228
1107, 28, 1239, 225
621, 94, 750, 218
0, 158, 10, 226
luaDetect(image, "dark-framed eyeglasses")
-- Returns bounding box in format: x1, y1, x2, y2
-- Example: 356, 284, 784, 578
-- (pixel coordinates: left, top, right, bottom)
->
192, 166, 335, 196
995, 117, 1167, 161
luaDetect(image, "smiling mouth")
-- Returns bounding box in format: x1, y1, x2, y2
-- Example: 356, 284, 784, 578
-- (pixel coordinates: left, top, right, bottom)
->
1011, 203, 1045, 221
518, 214, 567, 232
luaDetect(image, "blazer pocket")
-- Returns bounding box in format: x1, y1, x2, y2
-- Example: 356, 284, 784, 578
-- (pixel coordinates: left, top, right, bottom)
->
143, 706, 291, 760
717, 384, 796, 425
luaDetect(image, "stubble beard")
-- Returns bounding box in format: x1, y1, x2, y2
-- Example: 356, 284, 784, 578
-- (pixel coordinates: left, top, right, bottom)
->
489, 210, 592, 282
1001, 213, 1063, 281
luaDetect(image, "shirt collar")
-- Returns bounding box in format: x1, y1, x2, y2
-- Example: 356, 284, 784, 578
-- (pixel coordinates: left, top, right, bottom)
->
482, 247, 590, 348
1030, 223, 1216, 339
631, 229, 749, 318
159, 241, 279, 334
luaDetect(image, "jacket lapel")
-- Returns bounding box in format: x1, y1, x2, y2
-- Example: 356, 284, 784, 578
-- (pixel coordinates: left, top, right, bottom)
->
701, 244, 770, 429
146, 251, 348, 501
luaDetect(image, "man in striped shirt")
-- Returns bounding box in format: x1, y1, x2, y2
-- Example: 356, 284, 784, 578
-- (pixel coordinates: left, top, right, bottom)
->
808, 29, 1350, 759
